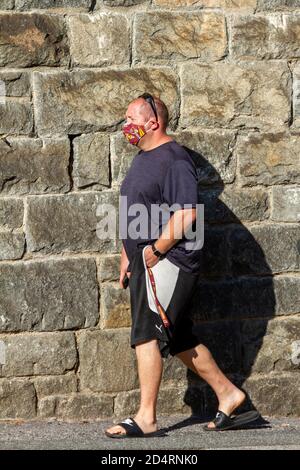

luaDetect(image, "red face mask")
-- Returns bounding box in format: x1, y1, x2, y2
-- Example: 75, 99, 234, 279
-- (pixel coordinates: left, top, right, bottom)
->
122, 122, 147, 146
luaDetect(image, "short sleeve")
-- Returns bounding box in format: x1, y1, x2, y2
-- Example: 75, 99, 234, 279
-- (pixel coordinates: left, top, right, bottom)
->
162, 160, 198, 209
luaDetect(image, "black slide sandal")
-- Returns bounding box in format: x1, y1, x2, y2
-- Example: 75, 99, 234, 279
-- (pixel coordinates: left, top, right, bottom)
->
203, 410, 260, 432
105, 417, 166, 439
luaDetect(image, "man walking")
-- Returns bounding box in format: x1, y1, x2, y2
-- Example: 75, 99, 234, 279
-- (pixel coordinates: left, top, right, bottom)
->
105, 93, 259, 438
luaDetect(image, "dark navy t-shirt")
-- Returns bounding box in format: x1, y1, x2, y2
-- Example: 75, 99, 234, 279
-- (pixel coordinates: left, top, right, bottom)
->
119, 140, 202, 274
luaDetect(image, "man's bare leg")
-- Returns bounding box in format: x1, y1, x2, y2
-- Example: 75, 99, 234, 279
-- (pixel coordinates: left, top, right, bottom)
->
175, 344, 245, 429
105, 339, 163, 436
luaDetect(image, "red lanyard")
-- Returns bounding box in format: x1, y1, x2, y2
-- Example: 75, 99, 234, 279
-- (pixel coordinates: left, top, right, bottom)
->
146, 266, 170, 329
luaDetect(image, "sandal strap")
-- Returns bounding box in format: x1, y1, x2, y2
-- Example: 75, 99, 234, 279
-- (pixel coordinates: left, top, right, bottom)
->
213, 410, 234, 429
117, 417, 144, 436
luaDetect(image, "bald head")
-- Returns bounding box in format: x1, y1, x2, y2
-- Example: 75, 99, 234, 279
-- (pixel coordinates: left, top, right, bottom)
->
128, 95, 169, 131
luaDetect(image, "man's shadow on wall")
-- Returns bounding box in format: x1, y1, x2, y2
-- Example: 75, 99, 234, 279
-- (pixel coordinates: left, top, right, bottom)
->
174, 146, 275, 421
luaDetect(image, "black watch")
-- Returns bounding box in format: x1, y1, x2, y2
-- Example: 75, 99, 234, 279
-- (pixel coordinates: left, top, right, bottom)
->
151, 242, 165, 259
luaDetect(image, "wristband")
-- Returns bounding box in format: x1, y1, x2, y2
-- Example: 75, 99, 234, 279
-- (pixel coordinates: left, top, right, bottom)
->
151, 242, 165, 259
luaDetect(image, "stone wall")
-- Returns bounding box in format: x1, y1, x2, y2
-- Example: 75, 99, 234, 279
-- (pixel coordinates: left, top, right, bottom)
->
0, 0, 299, 421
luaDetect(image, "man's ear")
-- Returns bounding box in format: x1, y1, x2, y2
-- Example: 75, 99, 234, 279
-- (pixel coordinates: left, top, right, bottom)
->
149, 120, 159, 130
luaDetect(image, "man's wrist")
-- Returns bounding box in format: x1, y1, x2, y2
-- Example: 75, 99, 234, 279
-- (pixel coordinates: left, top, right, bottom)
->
151, 241, 166, 259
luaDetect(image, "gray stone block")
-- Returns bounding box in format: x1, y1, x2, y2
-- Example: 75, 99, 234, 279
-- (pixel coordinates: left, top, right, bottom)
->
192, 320, 242, 373
99, 283, 131, 328
191, 277, 275, 321
180, 62, 290, 130
0, 137, 70, 195
231, 14, 300, 60
98, 255, 121, 282
175, 130, 237, 185
0, 231, 25, 260
257, 0, 300, 10
0, 13, 69, 67
14, 0, 93, 9
271, 187, 300, 222
162, 355, 189, 384
0, 70, 31, 96
133, 12, 227, 64
33, 373, 78, 397
0, 379, 36, 419
73, 133, 110, 190
0, 258, 99, 331
77, 328, 139, 392
25, 191, 119, 254
0, 1, 15, 9
0, 198, 23, 229
199, 226, 230, 278
244, 372, 300, 416
102, 0, 148, 5
273, 276, 300, 316
230, 224, 299, 274
44, 393, 114, 420
198, 188, 269, 223
237, 133, 300, 186
293, 64, 300, 128
154, 0, 256, 6
114, 386, 190, 417
68, 13, 130, 67
0, 100, 32, 134
241, 316, 300, 373
0, 332, 77, 376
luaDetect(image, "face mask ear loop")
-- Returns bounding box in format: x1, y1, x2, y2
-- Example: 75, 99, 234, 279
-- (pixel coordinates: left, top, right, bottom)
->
145, 118, 158, 133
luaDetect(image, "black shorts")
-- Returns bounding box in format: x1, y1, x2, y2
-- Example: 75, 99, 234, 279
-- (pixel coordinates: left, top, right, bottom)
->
128, 246, 200, 359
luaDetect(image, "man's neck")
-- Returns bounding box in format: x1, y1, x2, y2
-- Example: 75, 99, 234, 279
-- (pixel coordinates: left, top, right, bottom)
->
138, 136, 174, 152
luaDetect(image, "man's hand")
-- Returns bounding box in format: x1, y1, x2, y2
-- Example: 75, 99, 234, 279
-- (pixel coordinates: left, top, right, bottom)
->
144, 245, 160, 268
120, 246, 131, 289
120, 268, 131, 289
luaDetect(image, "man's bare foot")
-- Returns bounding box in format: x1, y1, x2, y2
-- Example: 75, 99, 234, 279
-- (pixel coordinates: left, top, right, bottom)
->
206, 388, 246, 429
105, 414, 158, 436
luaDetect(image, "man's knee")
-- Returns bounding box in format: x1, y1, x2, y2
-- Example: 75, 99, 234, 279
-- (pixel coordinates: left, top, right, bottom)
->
135, 338, 159, 349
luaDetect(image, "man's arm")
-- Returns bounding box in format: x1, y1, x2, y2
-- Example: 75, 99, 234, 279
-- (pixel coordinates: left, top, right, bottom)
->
144, 208, 197, 268
155, 208, 196, 254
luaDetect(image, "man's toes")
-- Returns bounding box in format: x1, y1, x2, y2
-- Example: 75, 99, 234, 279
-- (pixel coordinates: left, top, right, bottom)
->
106, 425, 126, 435
207, 421, 216, 429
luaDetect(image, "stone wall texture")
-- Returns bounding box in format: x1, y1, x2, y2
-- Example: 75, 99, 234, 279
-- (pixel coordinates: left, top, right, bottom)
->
0, 0, 299, 422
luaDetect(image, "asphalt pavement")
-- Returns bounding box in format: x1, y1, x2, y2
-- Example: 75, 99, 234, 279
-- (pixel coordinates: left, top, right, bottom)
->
0, 414, 299, 450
